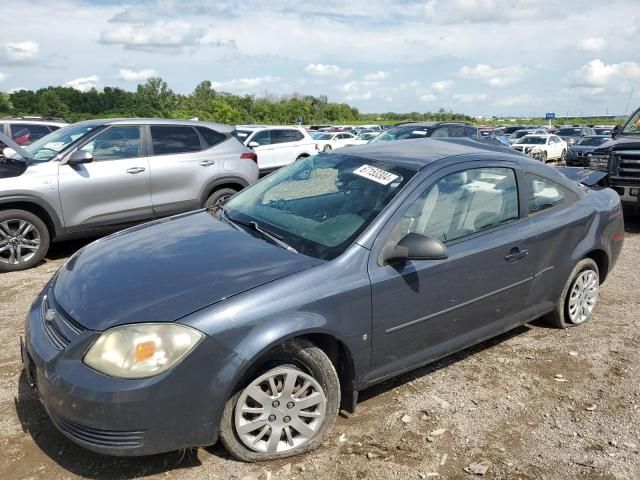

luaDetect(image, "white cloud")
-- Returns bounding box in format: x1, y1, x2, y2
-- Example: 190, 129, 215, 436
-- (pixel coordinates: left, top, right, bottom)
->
458, 64, 527, 87
0, 72, 8, 82
99, 21, 204, 51
578, 38, 607, 53
422, 0, 553, 24
431, 80, 453, 92
364, 71, 387, 81
491, 94, 540, 108
5, 41, 39, 61
575, 59, 640, 87
7, 87, 26, 93
211, 76, 278, 91
420, 93, 436, 102
304, 64, 352, 78
117, 68, 158, 81
65, 75, 99, 92
345, 91, 372, 101
453, 93, 488, 104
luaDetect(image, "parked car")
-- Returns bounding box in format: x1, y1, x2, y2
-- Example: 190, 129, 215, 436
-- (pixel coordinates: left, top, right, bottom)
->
370, 122, 478, 143
346, 132, 379, 146
0, 118, 258, 272
1, 117, 67, 146
511, 134, 568, 162
22, 138, 623, 462
566, 135, 610, 167
507, 129, 548, 145
503, 125, 524, 135
593, 126, 613, 136
312, 132, 356, 152
555, 126, 597, 146
588, 106, 640, 210
234, 126, 317, 173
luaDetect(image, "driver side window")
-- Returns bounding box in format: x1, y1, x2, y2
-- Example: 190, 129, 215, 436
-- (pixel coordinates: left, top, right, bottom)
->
388, 167, 519, 245
80, 126, 141, 161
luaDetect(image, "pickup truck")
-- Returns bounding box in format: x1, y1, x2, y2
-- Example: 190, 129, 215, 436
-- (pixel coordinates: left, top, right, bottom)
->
588, 107, 640, 210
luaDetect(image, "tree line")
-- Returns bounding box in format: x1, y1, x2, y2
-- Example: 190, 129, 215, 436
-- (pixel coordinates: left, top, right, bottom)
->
0, 77, 474, 125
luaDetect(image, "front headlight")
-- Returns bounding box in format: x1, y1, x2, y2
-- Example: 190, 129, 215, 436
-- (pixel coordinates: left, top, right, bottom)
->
84, 323, 204, 379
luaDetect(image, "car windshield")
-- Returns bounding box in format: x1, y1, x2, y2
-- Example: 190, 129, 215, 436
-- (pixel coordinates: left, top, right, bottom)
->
578, 137, 608, 146
357, 133, 376, 140
593, 128, 611, 135
369, 125, 431, 143
224, 154, 415, 260
556, 128, 582, 136
512, 130, 532, 139
23, 124, 100, 161
622, 110, 640, 135
518, 136, 546, 145
315, 134, 333, 140
234, 129, 253, 141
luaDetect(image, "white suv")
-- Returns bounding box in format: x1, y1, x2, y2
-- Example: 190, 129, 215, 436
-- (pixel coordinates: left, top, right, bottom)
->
1, 117, 67, 146
234, 126, 317, 173
311, 132, 356, 152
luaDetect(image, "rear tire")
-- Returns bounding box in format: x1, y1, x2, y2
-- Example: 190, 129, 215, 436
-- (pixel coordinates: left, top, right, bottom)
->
323, 145, 332, 152
543, 258, 599, 328
0, 209, 50, 273
219, 339, 340, 462
204, 188, 238, 209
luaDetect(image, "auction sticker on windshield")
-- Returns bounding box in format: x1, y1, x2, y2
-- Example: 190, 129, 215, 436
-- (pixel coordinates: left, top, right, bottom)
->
353, 164, 399, 185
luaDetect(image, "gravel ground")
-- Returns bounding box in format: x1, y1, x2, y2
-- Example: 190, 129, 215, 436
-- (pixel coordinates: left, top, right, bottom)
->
0, 216, 639, 480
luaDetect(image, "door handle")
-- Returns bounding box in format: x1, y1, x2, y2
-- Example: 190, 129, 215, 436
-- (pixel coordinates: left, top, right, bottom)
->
126, 167, 146, 174
505, 247, 529, 263
199, 160, 216, 167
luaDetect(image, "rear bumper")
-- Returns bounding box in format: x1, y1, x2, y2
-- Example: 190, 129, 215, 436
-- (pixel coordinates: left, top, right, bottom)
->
23, 287, 246, 456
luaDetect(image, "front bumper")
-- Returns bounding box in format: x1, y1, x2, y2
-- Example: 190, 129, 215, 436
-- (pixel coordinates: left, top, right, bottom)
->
566, 151, 588, 167
23, 286, 246, 456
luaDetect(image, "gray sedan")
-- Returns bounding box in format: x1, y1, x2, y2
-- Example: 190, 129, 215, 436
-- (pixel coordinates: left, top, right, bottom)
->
23, 138, 623, 462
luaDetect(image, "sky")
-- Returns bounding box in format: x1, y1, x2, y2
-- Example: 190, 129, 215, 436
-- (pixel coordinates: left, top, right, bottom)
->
0, 0, 639, 117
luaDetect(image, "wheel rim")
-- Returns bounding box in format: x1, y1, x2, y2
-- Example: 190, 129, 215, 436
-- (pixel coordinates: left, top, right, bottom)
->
567, 269, 599, 324
0, 219, 41, 265
234, 367, 327, 454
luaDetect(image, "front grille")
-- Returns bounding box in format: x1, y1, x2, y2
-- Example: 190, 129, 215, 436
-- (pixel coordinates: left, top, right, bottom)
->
613, 150, 640, 180
53, 415, 145, 448
42, 293, 85, 350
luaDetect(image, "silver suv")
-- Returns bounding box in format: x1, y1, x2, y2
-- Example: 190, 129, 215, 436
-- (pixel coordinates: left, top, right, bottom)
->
0, 118, 259, 272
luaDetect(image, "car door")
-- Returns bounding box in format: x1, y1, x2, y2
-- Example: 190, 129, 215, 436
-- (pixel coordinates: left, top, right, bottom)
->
146, 124, 221, 216
546, 137, 556, 158
269, 129, 299, 168
368, 162, 539, 381
248, 130, 277, 171
58, 125, 152, 231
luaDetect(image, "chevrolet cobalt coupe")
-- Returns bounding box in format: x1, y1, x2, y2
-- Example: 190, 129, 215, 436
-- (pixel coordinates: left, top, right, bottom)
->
23, 138, 623, 462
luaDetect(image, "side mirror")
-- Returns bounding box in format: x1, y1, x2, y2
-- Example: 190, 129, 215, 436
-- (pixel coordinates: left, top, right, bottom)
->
612, 124, 622, 139
248, 141, 260, 148
67, 150, 93, 166
380, 232, 448, 265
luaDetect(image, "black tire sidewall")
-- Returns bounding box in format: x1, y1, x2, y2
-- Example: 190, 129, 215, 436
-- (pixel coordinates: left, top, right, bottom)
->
204, 188, 238, 209
219, 339, 340, 462
0, 209, 50, 272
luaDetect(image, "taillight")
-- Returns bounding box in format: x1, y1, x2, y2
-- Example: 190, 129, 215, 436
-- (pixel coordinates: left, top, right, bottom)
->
241, 152, 257, 163
613, 232, 623, 242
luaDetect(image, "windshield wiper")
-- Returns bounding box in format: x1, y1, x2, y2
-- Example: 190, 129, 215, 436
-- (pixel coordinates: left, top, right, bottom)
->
222, 209, 298, 253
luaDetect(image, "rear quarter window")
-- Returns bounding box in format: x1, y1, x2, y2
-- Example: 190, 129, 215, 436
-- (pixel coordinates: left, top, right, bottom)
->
196, 127, 226, 147
150, 126, 202, 155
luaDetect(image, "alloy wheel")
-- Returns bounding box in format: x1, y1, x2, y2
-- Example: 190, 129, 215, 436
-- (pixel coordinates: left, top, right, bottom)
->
0, 219, 41, 265
567, 269, 599, 324
234, 367, 326, 454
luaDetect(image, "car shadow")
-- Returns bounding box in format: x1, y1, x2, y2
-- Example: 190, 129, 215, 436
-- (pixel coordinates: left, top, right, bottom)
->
357, 324, 532, 404
14, 371, 204, 479
623, 210, 640, 233
45, 238, 96, 261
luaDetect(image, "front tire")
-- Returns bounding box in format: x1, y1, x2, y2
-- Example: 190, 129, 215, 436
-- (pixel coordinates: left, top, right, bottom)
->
219, 339, 340, 462
544, 258, 599, 328
323, 145, 332, 152
0, 209, 50, 272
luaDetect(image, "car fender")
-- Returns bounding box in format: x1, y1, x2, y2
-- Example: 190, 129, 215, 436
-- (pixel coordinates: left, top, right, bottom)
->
0, 194, 64, 238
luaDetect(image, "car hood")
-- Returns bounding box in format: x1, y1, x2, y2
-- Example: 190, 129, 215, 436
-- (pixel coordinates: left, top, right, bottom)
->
591, 136, 640, 155
53, 211, 324, 331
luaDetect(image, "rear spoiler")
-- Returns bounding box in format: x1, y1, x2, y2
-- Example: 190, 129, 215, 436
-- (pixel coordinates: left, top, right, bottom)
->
555, 166, 608, 187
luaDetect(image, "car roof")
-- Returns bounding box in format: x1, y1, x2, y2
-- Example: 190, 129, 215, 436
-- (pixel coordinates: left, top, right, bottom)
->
0, 119, 67, 126
73, 118, 235, 133
337, 138, 516, 170
236, 125, 304, 131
